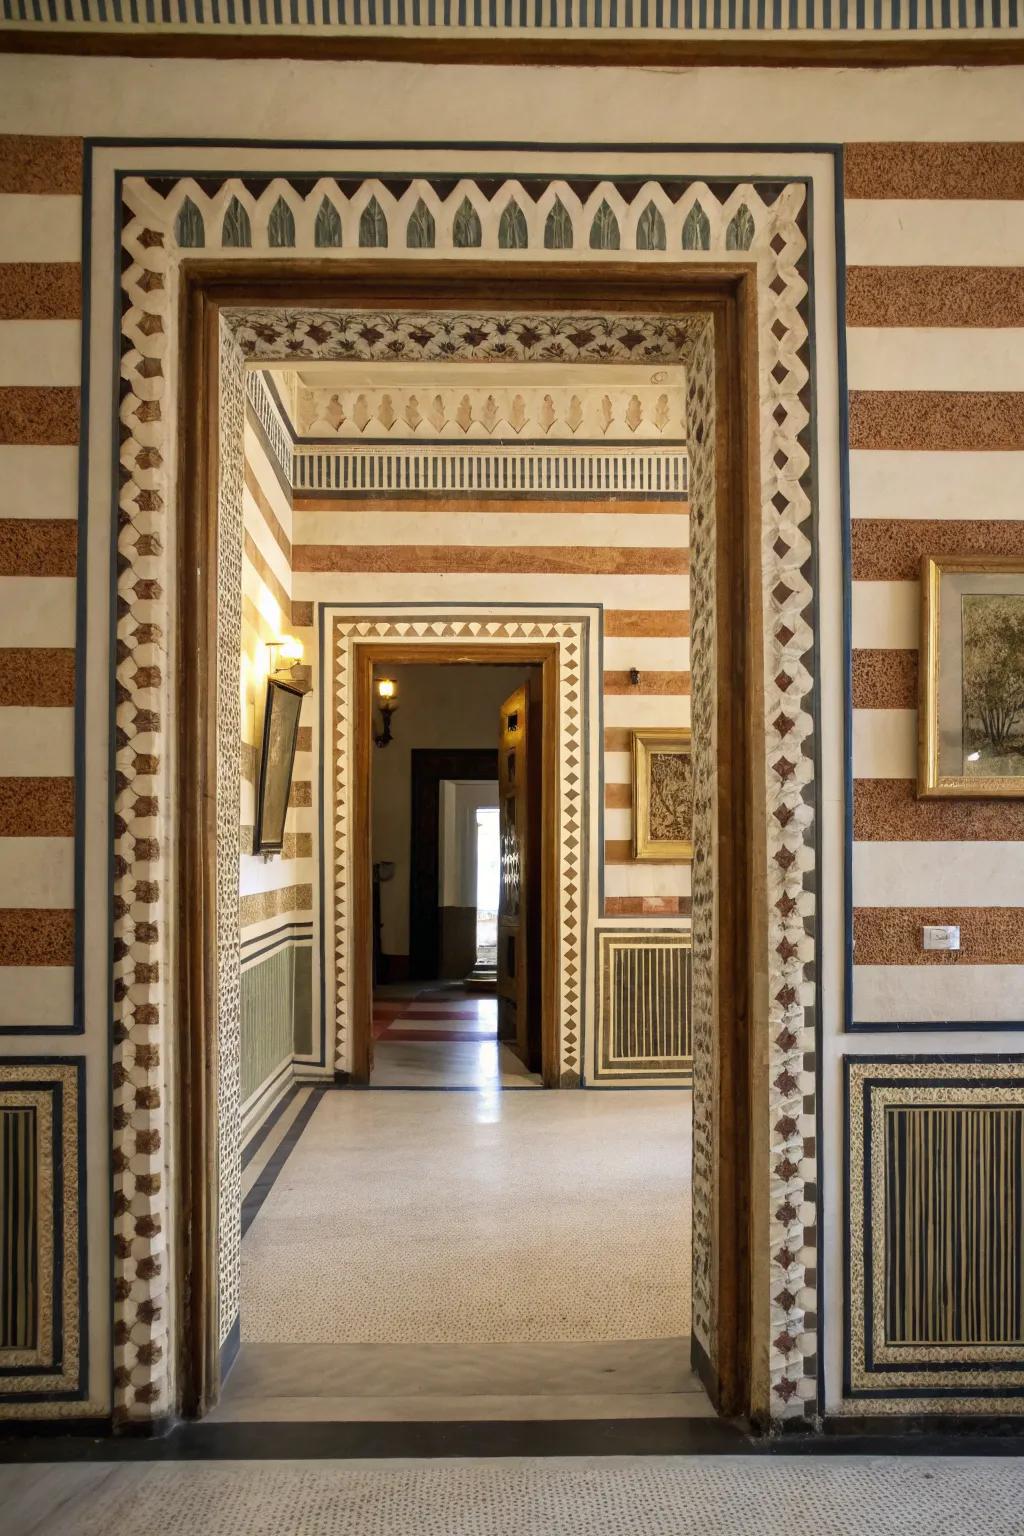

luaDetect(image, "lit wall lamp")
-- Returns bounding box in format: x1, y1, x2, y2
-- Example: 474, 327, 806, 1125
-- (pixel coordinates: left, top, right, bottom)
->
265, 634, 304, 679
374, 676, 399, 748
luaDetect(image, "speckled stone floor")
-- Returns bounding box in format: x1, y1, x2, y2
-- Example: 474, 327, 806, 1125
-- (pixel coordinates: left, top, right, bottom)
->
7, 1456, 1024, 1536
239, 1087, 692, 1347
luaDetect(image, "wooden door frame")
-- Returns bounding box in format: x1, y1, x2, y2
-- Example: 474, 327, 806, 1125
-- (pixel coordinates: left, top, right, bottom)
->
177, 258, 760, 1423
407, 746, 500, 985
350, 643, 560, 1087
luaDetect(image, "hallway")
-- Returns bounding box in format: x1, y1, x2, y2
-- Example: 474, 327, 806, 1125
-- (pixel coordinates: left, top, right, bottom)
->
225, 1085, 695, 1422
370, 985, 541, 1089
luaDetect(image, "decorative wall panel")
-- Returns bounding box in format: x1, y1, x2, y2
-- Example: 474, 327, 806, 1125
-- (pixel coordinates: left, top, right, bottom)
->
846, 1056, 1024, 1410
0, 1059, 86, 1410
109, 163, 819, 1422
595, 927, 692, 1082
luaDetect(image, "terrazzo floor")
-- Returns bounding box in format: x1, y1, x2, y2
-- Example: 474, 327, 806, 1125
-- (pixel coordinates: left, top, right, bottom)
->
370, 986, 541, 1088
231, 1085, 694, 1421
7, 1455, 1024, 1536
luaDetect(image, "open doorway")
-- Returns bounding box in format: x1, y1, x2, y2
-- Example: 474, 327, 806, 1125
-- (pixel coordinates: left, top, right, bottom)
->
166, 252, 778, 1427
367, 660, 543, 1090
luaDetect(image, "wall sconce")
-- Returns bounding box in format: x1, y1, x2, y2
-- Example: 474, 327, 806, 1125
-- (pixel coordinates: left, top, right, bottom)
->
266, 634, 304, 679
374, 676, 398, 748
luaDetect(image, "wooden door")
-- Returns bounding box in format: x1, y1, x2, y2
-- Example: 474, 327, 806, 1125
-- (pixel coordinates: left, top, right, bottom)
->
497, 677, 543, 1073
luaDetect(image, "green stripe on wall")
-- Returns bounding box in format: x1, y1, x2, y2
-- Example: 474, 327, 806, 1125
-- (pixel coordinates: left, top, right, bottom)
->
293, 947, 312, 1056
0, 1106, 37, 1352
241, 948, 297, 1106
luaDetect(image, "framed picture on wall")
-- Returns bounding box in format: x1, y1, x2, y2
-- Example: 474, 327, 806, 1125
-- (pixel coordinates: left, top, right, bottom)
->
919, 556, 1024, 799
631, 728, 693, 861
254, 677, 304, 853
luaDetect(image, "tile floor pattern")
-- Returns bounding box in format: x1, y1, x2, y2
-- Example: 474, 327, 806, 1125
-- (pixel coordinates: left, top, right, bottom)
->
7, 1457, 1024, 1536
370, 986, 541, 1088
239, 1089, 692, 1346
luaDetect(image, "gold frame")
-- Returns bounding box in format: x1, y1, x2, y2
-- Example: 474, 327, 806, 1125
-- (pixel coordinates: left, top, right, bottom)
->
631, 727, 694, 861
919, 554, 1024, 800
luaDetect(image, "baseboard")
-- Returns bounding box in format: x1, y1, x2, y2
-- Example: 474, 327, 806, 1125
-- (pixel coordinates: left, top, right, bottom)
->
240, 1057, 295, 1149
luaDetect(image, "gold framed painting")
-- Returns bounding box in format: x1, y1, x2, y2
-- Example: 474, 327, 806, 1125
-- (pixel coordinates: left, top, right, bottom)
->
919, 555, 1024, 799
631, 728, 693, 861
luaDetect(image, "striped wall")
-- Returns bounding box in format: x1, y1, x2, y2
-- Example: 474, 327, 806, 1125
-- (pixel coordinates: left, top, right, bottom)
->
0, 83, 1023, 1422
0, 135, 79, 1035
291, 485, 692, 918
846, 142, 1024, 1028
239, 398, 316, 1108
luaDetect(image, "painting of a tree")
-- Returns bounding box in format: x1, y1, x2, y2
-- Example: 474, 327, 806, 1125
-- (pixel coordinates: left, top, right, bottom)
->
962, 594, 1024, 765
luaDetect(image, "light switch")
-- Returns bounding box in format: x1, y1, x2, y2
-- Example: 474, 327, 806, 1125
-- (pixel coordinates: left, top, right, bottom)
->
923, 925, 960, 952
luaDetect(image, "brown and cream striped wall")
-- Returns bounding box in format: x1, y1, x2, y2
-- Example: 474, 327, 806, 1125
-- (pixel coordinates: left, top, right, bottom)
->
287, 481, 693, 920
845, 143, 1024, 1028
0, 135, 80, 1036
239, 397, 314, 1122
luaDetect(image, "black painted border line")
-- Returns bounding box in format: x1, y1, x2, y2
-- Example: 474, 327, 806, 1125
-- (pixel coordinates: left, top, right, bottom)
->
240, 1086, 327, 1239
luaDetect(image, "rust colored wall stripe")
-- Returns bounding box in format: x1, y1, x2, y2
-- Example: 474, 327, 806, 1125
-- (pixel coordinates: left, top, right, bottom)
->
242, 528, 290, 619
853, 778, 1024, 842
0, 263, 81, 321
240, 741, 256, 785
0, 518, 77, 577
0, 777, 74, 837
844, 143, 1024, 201
605, 896, 691, 916
0, 136, 83, 195
604, 669, 690, 696
244, 459, 292, 566
296, 726, 312, 753
605, 609, 690, 637
289, 780, 312, 809
849, 391, 1024, 453
854, 907, 1024, 966
292, 544, 688, 576
852, 517, 1024, 580
605, 782, 632, 808
0, 648, 74, 707
846, 266, 1024, 330
604, 839, 634, 864
0, 386, 79, 446
291, 600, 313, 628
851, 649, 918, 710
604, 727, 633, 752
240, 828, 311, 861
292, 495, 689, 516
238, 883, 313, 928
0, 908, 74, 966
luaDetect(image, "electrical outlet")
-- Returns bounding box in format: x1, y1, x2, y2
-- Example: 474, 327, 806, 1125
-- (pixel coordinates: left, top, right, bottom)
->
923, 925, 960, 952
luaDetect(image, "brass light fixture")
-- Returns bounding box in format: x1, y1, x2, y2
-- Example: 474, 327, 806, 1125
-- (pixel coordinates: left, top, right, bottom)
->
374, 676, 399, 748
265, 633, 304, 679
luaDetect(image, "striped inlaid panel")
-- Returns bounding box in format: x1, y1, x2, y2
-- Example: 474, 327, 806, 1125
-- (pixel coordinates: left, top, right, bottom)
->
596, 928, 691, 1082
0, 1058, 85, 1408
847, 1058, 1024, 1404
885, 1104, 1024, 1348
1, 1, 1019, 31
292, 445, 689, 497
0, 1105, 36, 1352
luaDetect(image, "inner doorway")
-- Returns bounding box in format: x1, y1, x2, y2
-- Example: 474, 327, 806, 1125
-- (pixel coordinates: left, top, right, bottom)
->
366, 659, 546, 1090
